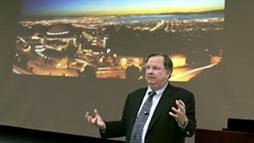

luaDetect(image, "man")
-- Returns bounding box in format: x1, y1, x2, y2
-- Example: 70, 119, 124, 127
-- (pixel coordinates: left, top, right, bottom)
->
85, 53, 196, 143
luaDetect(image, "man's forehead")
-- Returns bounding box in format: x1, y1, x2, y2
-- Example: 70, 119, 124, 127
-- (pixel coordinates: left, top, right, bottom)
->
145, 61, 164, 67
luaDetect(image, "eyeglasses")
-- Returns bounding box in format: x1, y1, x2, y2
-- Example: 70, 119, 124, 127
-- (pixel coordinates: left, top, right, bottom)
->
143, 65, 165, 72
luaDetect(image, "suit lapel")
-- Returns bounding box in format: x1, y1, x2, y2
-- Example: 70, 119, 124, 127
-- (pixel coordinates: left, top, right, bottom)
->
147, 84, 174, 131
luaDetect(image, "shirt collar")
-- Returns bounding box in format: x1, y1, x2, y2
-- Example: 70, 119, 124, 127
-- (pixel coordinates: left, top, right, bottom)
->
147, 82, 168, 96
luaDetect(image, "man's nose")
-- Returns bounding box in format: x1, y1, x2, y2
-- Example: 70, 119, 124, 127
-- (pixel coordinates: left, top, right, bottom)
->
146, 68, 154, 73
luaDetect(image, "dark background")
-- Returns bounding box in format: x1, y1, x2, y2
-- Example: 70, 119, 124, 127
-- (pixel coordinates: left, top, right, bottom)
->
1, 0, 254, 143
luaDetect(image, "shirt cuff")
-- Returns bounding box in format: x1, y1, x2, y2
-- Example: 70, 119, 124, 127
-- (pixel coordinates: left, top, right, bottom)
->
178, 118, 188, 129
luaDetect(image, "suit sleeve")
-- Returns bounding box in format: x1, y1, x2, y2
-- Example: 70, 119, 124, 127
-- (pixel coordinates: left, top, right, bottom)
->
100, 121, 126, 138
183, 92, 196, 137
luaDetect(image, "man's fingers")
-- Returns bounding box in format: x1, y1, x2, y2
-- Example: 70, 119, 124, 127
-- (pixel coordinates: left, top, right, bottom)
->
176, 100, 186, 113
85, 111, 97, 124
85, 112, 91, 121
86, 109, 105, 128
176, 100, 184, 109
169, 100, 188, 124
85, 112, 90, 118
91, 115, 98, 124
94, 109, 101, 117
86, 116, 93, 123
178, 100, 185, 106
169, 104, 184, 118
94, 109, 101, 119
169, 111, 177, 117
171, 107, 180, 114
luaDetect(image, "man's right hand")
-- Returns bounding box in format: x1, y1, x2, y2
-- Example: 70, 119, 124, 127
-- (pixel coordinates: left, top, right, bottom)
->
85, 109, 106, 129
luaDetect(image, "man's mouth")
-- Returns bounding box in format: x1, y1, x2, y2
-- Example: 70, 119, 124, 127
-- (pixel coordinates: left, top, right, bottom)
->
147, 77, 155, 80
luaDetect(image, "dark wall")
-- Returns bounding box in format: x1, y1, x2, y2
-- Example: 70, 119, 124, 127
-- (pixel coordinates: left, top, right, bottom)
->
1, 1, 254, 143
0, 0, 19, 79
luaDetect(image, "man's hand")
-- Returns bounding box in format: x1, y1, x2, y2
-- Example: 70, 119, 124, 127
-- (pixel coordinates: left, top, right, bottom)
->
85, 109, 106, 129
169, 100, 188, 126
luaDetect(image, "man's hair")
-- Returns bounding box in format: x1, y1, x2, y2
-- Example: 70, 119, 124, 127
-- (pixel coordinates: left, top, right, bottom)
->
145, 53, 173, 71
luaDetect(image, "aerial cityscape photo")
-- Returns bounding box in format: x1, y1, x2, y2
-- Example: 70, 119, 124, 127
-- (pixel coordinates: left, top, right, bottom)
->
13, 0, 225, 82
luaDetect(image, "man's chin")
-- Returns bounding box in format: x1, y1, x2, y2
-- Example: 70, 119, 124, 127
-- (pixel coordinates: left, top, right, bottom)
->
147, 81, 155, 86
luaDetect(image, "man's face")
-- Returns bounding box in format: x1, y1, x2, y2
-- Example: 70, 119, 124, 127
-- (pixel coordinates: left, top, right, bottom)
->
144, 55, 171, 90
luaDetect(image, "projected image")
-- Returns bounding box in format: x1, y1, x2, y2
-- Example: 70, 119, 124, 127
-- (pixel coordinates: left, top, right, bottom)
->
13, 0, 225, 81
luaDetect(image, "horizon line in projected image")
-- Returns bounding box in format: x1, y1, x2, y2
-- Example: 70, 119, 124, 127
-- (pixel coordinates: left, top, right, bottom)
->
14, 0, 225, 82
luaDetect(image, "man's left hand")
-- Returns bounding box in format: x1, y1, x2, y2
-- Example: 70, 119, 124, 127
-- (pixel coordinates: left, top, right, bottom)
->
169, 99, 188, 126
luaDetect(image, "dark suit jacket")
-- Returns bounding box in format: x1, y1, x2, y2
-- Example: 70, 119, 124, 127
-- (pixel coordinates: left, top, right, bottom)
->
101, 83, 196, 143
